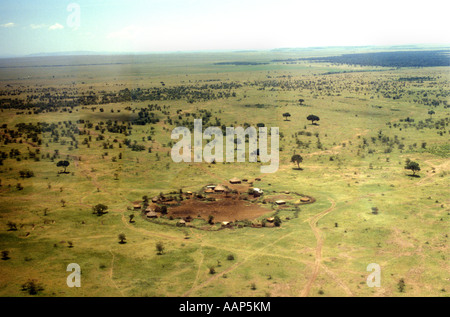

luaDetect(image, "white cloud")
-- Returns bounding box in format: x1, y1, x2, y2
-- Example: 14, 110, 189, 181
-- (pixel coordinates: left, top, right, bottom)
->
30, 24, 47, 30
49, 23, 64, 30
1, 22, 15, 28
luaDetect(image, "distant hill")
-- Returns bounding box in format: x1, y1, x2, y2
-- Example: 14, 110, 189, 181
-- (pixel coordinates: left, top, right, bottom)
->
273, 50, 450, 67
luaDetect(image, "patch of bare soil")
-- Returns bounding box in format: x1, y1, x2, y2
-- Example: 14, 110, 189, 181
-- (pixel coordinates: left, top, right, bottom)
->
168, 194, 270, 222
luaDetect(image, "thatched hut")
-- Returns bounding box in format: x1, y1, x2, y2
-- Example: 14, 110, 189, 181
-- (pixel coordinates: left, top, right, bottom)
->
132, 201, 142, 210
214, 185, 226, 192
229, 177, 241, 184
145, 204, 158, 212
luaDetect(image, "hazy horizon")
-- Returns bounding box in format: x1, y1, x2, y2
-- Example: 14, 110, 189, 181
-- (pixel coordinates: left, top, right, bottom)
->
0, 43, 449, 60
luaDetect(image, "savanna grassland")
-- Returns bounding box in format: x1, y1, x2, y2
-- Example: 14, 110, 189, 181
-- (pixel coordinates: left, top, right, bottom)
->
0, 47, 448, 297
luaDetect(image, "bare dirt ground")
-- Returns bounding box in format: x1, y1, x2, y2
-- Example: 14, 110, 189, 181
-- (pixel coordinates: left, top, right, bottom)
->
168, 193, 271, 222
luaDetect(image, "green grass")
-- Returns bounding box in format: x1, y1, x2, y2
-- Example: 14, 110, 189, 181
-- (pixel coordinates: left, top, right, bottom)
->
0, 50, 448, 297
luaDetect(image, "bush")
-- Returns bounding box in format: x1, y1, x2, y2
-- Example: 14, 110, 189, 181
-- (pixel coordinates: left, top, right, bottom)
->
21, 279, 44, 295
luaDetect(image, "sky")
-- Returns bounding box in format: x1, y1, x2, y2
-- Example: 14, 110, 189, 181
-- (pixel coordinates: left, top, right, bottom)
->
0, 0, 449, 56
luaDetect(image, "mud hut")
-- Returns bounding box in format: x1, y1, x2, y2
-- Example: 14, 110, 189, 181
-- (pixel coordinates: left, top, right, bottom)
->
229, 177, 241, 184
214, 185, 226, 192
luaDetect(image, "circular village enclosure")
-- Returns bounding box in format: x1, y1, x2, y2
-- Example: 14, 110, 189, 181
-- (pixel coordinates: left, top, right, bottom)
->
132, 177, 315, 230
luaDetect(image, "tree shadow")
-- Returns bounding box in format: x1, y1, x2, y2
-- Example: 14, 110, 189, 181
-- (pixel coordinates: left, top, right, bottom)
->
292, 167, 304, 171
407, 174, 420, 178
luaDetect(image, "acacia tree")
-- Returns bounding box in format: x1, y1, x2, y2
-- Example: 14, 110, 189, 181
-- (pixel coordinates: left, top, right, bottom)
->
307, 114, 320, 125
21, 279, 44, 295
405, 159, 420, 176
291, 154, 303, 169
298, 99, 305, 105
118, 233, 126, 244
93, 204, 108, 216
56, 160, 70, 173
282, 112, 291, 121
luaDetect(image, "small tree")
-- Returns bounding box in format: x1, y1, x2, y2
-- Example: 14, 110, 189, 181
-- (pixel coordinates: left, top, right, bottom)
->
405, 160, 420, 176
21, 279, 44, 295
7, 221, 17, 231
56, 160, 70, 173
1, 250, 10, 260
118, 233, 126, 244
428, 109, 435, 118
307, 114, 320, 125
93, 204, 108, 216
397, 278, 406, 293
208, 215, 215, 225
274, 216, 282, 227
129, 214, 135, 223
291, 154, 303, 169
282, 112, 291, 121
156, 241, 165, 255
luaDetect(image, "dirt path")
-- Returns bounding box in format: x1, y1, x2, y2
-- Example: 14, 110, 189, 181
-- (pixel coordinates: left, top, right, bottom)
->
320, 264, 354, 296
416, 159, 450, 186
108, 249, 125, 296
182, 230, 295, 297
300, 198, 336, 297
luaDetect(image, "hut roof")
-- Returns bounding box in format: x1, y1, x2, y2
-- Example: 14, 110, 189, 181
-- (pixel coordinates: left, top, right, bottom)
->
214, 185, 226, 192
229, 177, 241, 183
275, 200, 286, 205
146, 211, 157, 218
145, 204, 158, 212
